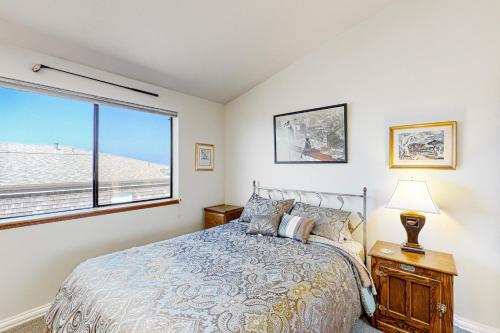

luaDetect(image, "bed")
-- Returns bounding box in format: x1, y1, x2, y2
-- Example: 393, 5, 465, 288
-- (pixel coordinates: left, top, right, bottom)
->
44, 183, 375, 333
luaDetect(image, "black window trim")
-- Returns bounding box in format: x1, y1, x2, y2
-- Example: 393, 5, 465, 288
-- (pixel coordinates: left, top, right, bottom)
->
0, 77, 176, 220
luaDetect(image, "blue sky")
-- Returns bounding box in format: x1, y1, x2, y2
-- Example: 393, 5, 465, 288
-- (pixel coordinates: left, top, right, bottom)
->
0, 86, 171, 165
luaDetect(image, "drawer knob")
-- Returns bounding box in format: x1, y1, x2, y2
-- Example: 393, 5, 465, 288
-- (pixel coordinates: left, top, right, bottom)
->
378, 304, 387, 311
437, 303, 447, 317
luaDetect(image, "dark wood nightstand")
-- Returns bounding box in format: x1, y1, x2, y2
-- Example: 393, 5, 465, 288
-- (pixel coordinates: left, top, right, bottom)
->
369, 241, 457, 333
204, 205, 244, 229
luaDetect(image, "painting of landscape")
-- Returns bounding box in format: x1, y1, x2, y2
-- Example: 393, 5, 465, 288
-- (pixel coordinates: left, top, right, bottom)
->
398, 130, 444, 160
390, 121, 457, 169
274, 104, 347, 163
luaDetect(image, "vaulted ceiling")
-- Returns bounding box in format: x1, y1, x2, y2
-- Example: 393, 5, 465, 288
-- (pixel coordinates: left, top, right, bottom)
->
0, 0, 393, 103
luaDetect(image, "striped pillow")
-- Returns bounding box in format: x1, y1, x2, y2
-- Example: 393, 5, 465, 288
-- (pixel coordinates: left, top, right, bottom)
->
278, 213, 316, 243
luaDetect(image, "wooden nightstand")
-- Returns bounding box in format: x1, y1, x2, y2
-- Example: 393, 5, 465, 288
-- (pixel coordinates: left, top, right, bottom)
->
369, 241, 457, 333
204, 204, 244, 229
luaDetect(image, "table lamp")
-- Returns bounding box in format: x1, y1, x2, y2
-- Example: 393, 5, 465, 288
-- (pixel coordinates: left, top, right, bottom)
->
386, 179, 439, 254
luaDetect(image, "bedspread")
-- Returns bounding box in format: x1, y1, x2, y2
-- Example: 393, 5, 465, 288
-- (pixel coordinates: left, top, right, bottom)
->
45, 221, 366, 333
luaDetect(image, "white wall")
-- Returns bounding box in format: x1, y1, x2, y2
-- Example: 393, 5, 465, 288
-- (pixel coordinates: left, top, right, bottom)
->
225, 0, 500, 329
0, 43, 225, 319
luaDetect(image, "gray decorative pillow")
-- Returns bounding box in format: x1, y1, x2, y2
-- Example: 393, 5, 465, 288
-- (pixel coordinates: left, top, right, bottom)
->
289, 202, 351, 242
239, 193, 294, 223
246, 215, 280, 236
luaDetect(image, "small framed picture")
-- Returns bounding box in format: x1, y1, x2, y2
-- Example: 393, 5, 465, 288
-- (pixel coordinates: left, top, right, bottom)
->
389, 121, 457, 169
195, 143, 214, 171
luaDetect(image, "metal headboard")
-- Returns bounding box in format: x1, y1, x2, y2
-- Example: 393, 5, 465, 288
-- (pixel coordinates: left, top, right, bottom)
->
253, 180, 368, 263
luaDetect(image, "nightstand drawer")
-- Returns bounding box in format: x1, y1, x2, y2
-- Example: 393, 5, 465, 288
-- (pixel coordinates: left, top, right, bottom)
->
204, 212, 225, 229
374, 258, 442, 281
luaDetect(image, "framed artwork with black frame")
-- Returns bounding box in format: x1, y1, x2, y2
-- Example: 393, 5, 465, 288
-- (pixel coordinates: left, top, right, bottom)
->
273, 103, 348, 164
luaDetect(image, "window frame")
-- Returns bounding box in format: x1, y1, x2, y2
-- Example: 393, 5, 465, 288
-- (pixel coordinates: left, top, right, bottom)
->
93, 103, 174, 208
0, 199, 180, 231
0, 78, 177, 226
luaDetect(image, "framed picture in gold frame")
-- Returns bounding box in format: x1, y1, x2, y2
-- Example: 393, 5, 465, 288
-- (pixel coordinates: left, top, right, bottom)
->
195, 143, 214, 171
389, 121, 457, 169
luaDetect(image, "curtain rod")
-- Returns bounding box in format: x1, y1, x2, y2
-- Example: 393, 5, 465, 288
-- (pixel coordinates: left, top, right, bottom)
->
0, 75, 177, 117
32, 64, 159, 97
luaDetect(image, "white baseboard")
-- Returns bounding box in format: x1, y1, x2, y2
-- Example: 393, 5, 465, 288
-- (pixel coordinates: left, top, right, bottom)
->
0, 304, 50, 332
1, 304, 498, 333
455, 315, 500, 333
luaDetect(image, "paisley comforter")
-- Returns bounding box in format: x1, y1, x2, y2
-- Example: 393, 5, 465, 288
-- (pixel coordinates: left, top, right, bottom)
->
45, 221, 372, 333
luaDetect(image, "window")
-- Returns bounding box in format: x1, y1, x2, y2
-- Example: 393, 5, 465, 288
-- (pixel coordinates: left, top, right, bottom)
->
0, 85, 173, 220
98, 105, 172, 205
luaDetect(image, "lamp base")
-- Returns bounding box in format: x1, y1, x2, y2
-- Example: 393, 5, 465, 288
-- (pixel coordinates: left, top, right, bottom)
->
401, 242, 425, 254
400, 211, 426, 255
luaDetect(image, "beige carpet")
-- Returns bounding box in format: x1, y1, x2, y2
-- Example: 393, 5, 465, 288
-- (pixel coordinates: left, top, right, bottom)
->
5, 316, 469, 333
4, 317, 45, 333
6, 317, 382, 333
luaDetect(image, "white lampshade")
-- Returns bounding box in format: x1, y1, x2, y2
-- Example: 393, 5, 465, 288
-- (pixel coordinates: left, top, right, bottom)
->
386, 179, 439, 214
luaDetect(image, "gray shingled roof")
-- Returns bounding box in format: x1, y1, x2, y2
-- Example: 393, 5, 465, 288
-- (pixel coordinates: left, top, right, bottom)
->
0, 143, 170, 189
0, 143, 171, 219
